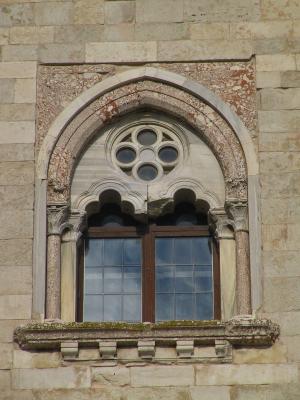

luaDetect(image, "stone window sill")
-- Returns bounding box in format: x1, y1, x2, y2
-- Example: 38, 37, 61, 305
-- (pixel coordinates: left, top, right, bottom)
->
14, 318, 279, 363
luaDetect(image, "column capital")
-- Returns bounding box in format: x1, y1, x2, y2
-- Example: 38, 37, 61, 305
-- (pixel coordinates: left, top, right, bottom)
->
63, 209, 87, 243
225, 200, 249, 232
209, 208, 234, 239
47, 204, 69, 235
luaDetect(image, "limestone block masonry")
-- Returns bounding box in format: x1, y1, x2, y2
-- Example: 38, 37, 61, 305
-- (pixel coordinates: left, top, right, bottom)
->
0, 0, 300, 399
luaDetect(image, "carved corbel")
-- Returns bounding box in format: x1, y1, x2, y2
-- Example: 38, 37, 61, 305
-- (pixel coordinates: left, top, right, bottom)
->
209, 208, 234, 240
61, 341, 79, 359
176, 340, 194, 358
99, 341, 117, 360
138, 340, 156, 359
63, 209, 87, 243
215, 339, 232, 359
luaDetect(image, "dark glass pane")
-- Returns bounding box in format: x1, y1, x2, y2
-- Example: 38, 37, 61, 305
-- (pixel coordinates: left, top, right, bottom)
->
124, 266, 141, 293
196, 293, 213, 320
158, 146, 178, 163
192, 237, 212, 264
175, 265, 193, 292
103, 266, 122, 293
174, 238, 192, 265
103, 239, 123, 266
84, 295, 103, 321
85, 267, 103, 294
137, 164, 158, 181
156, 238, 173, 265
100, 214, 124, 227
195, 265, 212, 292
116, 147, 136, 163
104, 295, 122, 321
123, 295, 141, 321
175, 213, 198, 226
85, 239, 103, 267
124, 239, 141, 265
137, 129, 157, 145
156, 294, 174, 321
156, 266, 174, 292
176, 294, 193, 320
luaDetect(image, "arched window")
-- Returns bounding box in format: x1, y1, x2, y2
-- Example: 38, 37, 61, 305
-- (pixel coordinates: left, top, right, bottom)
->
77, 203, 220, 322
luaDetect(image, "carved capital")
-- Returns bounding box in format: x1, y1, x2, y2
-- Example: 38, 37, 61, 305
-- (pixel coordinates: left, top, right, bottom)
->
209, 208, 234, 239
63, 209, 87, 242
225, 200, 249, 232
47, 204, 69, 235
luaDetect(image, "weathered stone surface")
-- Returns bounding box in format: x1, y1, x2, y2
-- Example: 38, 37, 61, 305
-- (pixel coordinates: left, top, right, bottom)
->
0, 239, 32, 266
260, 172, 300, 198
230, 21, 291, 39
0, 62, 36, 79
190, 22, 229, 39
14, 79, 36, 104
190, 386, 230, 400
0, 294, 31, 319
0, 3, 33, 27
74, 0, 104, 25
254, 38, 289, 55
263, 311, 300, 336
261, 0, 300, 20
195, 364, 297, 385
135, 22, 188, 41
54, 25, 104, 44
256, 71, 281, 88
0, 320, 28, 343
39, 44, 85, 63
231, 383, 300, 400
0, 122, 35, 144
12, 367, 91, 389
86, 41, 157, 62
282, 71, 300, 88
0, 371, 11, 389
0, 343, 12, 369
0, 28, 9, 45
0, 162, 34, 185
136, 0, 183, 23
0, 266, 32, 295
184, 0, 260, 22
105, 1, 135, 24
157, 39, 252, 61
256, 54, 296, 71
34, 2, 74, 26
264, 277, 300, 312
131, 365, 194, 387
0, 104, 35, 121
233, 341, 287, 364
10, 26, 54, 44
0, 209, 33, 239
0, 79, 14, 103
259, 152, 292, 174
2, 45, 38, 62
282, 335, 300, 362
259, 132, 290, 152
92, 366, 130, 387
13, 350, 61, 369
261, 88, 300, 110
102, 24, 134, 42
258, 110, 300, 132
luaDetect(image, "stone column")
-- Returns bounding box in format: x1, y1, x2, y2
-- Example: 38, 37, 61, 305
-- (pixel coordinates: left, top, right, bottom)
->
209, 209, 236, 320
46, 204, 69, 319
61, 210, 87, 321
226, 201, 251, 316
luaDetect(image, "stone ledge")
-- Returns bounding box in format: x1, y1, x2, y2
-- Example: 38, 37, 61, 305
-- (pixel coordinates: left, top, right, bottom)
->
14, 318, 279, 351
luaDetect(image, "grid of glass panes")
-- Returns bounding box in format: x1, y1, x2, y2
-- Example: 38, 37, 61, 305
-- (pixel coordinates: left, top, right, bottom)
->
155, 237, 213, 321
84, 238, 141, 322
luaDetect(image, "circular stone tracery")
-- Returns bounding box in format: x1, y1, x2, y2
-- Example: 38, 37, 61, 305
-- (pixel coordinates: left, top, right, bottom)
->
111, 122, 183, 182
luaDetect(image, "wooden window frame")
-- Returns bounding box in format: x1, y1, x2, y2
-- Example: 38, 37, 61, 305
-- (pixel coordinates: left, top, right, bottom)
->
77, 224, 220, 322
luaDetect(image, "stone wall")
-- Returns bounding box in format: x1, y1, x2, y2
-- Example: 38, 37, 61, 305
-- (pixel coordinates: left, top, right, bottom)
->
0, 0, 300, 398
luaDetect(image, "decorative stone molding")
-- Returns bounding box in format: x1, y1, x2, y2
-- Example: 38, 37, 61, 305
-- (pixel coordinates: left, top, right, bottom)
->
138, 340, 156, 359
63, 209, 87, 243
215, 339, 232, 358
209, 208, 234, 240
176, 340, 194, 358
99, 341, 117, 360
14, 319, 280, 353
61, 341, 79, 360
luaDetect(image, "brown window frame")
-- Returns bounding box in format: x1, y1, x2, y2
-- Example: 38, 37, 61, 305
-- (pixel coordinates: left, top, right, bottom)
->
77, 224, 220, 322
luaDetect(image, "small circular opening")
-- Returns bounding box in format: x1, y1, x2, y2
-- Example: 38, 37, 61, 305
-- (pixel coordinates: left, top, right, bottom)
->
137, 164, 158, 181
158, 146, 178, 163
116, 147, 136, 164
137, 129, 157, 146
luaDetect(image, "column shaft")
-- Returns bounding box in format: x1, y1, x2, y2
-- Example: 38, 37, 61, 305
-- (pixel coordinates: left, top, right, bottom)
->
235, 230, 251, 315
46, 234, 61, 319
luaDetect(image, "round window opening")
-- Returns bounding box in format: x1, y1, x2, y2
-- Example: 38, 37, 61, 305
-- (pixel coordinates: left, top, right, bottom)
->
116, 147, 136, 164
159, 146, 178, 163
137, 129, 157, 146
137, 164, 158, 181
